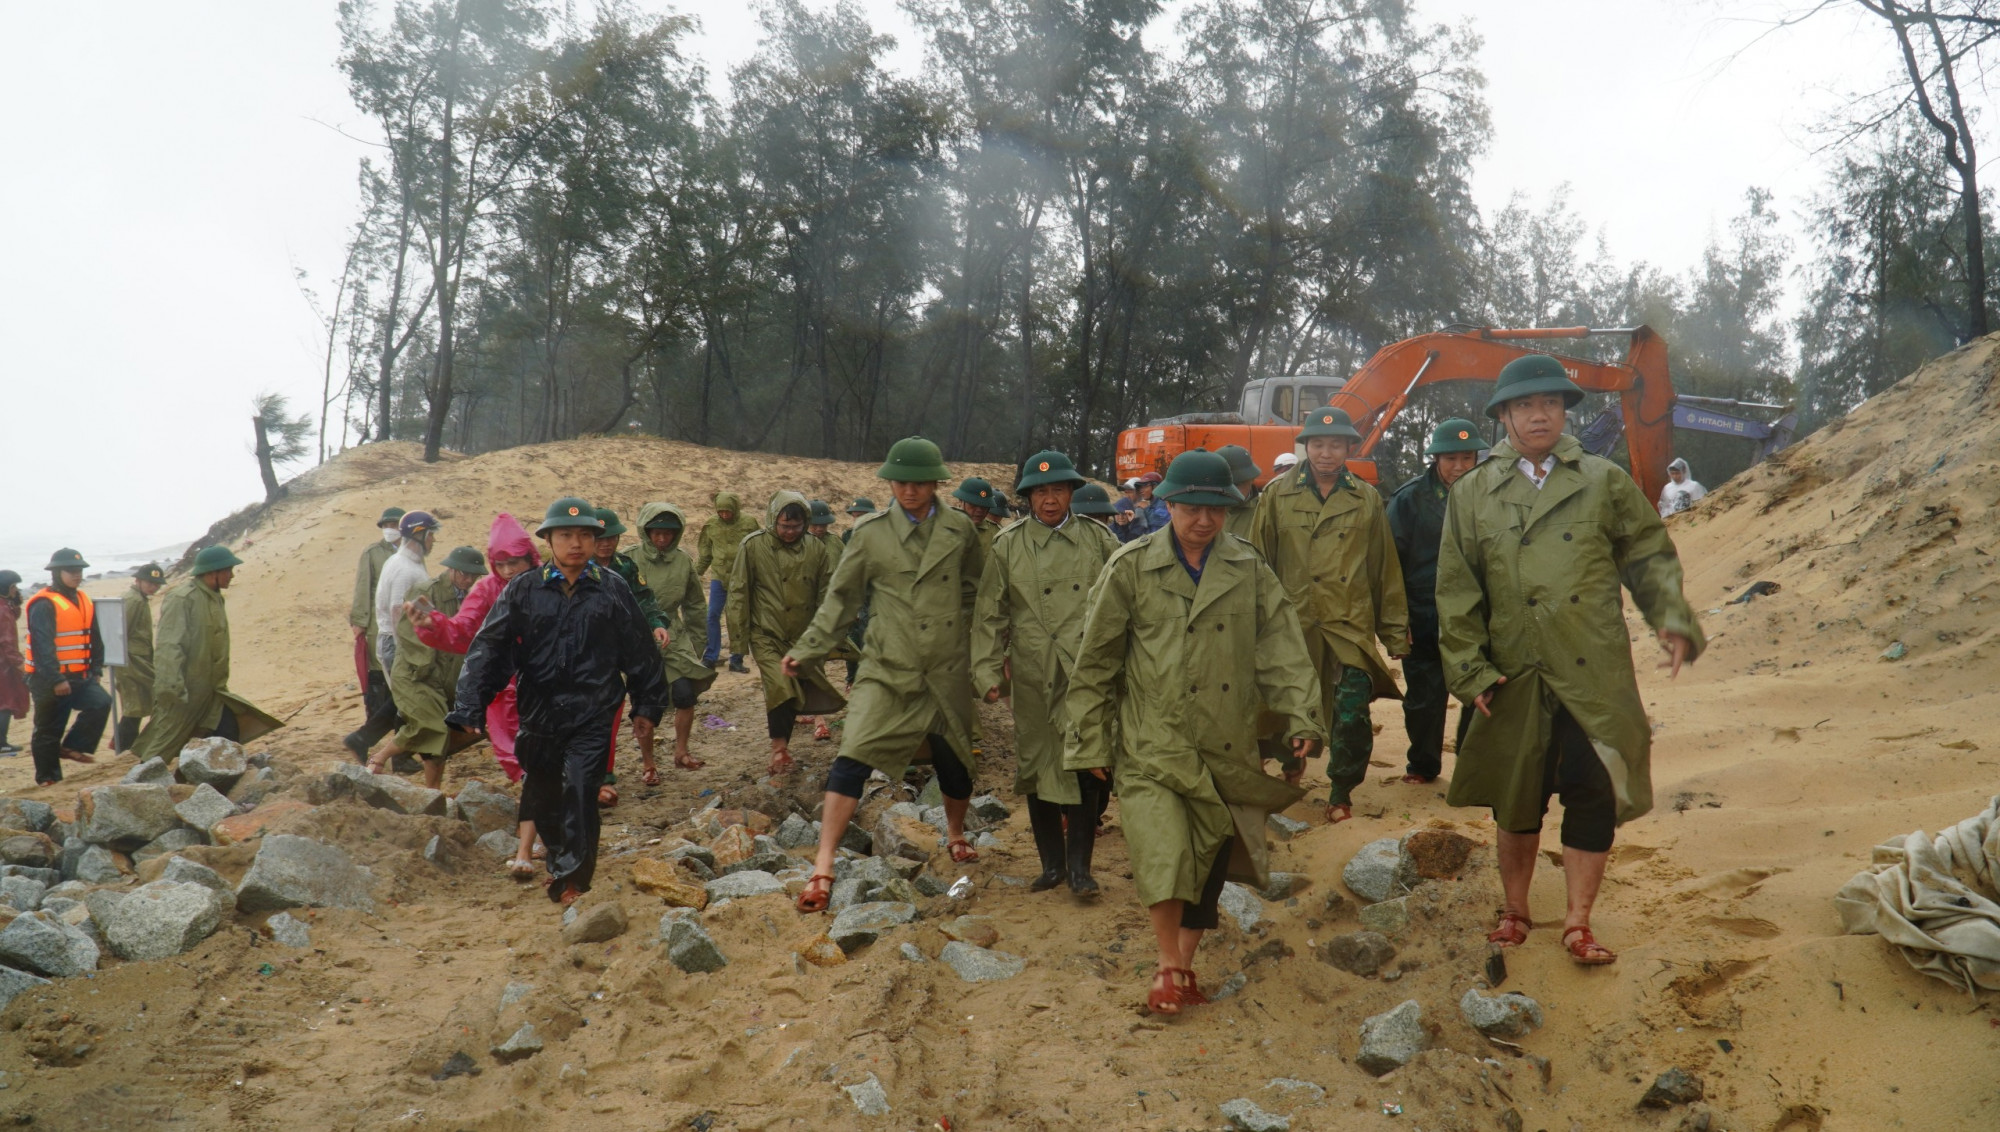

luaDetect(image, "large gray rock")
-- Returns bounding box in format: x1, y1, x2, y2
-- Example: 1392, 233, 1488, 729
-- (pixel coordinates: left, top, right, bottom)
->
266, 911, 312, 948
703, 871, 784, 901
120, 758, 174, 786
0, 965, 51, 1010
828, 901, 919, 953
661, 911, 728, 973
1342, 837, 1414, 903
1356, 1000, 1428, 1076
174, 784, 236, 832
72, 844, 122, 884
774, 813, 818, 850
1218, 882, 1263, 931
176, 737, 248, 791
1220, 1098, 1291, 1132
103, 880, 229, 961
0, 875, 46, 913
453, 780, 519, 836
235, 834, 376, 914
0, 910, 100, 977
76, 784, 179, 849
1319, 931, 1397, 977
1460, 988, 1545, 1038
938, 941, 1025, 983
133, 828, 208, 866
559, 902, 628, 944
337, 765, 447, 816
0, 800, 55, 833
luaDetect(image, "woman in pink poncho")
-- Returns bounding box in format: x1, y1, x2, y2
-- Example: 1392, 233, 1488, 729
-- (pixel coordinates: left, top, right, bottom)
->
414, 513, 539, 875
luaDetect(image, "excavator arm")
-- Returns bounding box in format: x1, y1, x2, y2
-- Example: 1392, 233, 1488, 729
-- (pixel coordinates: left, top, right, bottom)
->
1325, 325, 1677, 505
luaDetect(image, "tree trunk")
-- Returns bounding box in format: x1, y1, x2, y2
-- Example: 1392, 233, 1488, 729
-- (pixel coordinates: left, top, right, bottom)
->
252, 416, 287, 504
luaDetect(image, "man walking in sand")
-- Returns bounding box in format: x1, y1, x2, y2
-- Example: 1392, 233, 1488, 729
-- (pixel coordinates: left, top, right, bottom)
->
1438, 354, 1704, 965
449, 498, 668, 906
1387, 419, 1485, 785
695, 492, 761, 674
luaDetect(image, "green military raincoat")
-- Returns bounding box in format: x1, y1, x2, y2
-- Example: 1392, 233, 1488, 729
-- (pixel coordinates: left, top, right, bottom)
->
390, 571, 468, 757
972, 514, 1120, 804
789, 501, 983, 779
1437, 435, 1706, 829
116, 581, 155, 718
131, 578, 234, 761
1065, 530, 1323, 904
730, 492, 844, 715
694, 492, 762, 582
1248, 466, 1411, 699
632, 502, 715, 692
351, 538, 396, 674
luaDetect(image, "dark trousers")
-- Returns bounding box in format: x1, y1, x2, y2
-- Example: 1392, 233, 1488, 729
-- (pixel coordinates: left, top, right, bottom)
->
31, 678, 112, 783
351, 670, 401, 747
517, 720, 616, 901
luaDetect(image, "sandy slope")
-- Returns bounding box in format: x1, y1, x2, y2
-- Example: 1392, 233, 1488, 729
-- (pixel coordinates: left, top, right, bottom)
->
3, 349, 1999, 1130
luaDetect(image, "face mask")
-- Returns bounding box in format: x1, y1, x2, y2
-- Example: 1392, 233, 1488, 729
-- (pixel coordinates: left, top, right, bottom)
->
382, 529, 402, 545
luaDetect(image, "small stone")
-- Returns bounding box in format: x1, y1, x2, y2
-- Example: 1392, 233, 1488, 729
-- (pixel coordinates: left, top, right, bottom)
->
938, 915, 999, 948
1640, 1067, 1704, 1109
1266, 813, 1310, 841
828, 901, 919, 952
968, 794, 1010, 822
1355, 999, 1428, 1076
0, 877, 44, 913
474, 830, 516, 858
120, 758, 174, 786
175, 737, 248, 791
662, 913, 728, 973
707, 824, 757, 866
1342, 836, 1413, 903
0, 910, 100, 977
0, 965, 51, 1011
774, 813, 817, 850
795, 934, 848, 967
1220, 1098, 1291, 1132
452, 780, 519, 836
938, 940, 1024, 982
1460, 988, 1545, 1038
702, 871, 784, 902
174, 784, 236, 832
632, 859, 709, 909
267, 911, 312, 948
210, 799, 314, 846
75, 784, 180, 849
1260, 872, 1307, 901
235, 834, 376, 914
1218, 882, 1263, 931
1319, 931, 1397, 977
898, 942, 926, 963
102, 880, 228, 961
843, 1073, 891, 1116
1358, 896, 1410, 937
490, 1024, 542, 1063
560, 902, 628, 944
1402, 828, 1476, 879
1265, 1078, 1325, 1103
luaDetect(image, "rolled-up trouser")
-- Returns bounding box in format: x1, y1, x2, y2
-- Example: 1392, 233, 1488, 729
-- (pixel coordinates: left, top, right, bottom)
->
1400, 637, 1448, 779
30, 678, 111, 784
517, 717, 617, 901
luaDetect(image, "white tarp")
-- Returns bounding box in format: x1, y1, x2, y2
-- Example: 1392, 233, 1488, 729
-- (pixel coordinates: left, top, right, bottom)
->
1835, 796, 2000, 993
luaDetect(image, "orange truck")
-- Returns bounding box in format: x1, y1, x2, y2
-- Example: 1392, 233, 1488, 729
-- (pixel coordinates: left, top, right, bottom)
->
1113, 324, 1680, 507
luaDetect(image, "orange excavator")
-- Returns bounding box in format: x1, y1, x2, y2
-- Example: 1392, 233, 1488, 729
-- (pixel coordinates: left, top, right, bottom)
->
1113, 325, 1680, 506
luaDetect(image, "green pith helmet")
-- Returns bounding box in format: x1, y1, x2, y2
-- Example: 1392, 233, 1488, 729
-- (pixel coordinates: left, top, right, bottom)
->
846, 497, 876, 516
1017, 449, 1087, 493
440, 545, 488, 575
1071, 483, 1117, 515
953, 476, 995, 508
538, 497, 603, 537
377, 507, 407, 528
808, 499, 837, 526
1158, 450, 1244, 507
1295, 406, 1362, 443
877, 436, 950, 482
45, 548, 89, 572
1215, 444, 1261, 485
593, 507, 628, 538
1426, 418, 1486, 455
135, 562, 165, 585
1485, 354, 1585, 419
191, 545, 243, 574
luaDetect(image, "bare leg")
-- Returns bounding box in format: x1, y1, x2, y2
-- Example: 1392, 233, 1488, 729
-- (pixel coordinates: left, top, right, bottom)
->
812, 792, 859, 881
1495, 829, 1539, 923
1561, 845, 1610, 932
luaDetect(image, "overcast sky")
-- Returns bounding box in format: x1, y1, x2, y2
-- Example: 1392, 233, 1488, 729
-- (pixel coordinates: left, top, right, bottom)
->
0, 0, 1892, 569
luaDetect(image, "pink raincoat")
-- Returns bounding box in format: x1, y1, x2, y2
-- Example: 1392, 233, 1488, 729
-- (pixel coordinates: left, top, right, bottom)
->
414, 513, 538, 781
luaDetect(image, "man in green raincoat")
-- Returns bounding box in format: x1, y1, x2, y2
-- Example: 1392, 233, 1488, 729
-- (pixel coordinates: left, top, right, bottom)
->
1438, 354, 1704, 966
1067, 450, 1323, 1014
133, 546, 275, 760
730, 490, 844, 777
632, 502, 714, 778
695, 492, 762, 672
972, 449, 1120, 895
349, 506, 405, 744
1248, 406, 1410, 823
783, 437, 985, 913
1387, 419, 1485, 785
113, 562, 166, 752
367, 545, 484, 787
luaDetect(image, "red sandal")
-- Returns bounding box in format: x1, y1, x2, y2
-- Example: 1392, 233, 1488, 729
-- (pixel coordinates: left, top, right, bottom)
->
1146, 968, 1182, 1015
796, 873, 835, 913
1561, 926, 1616, 965
1487, 911, 1532, 948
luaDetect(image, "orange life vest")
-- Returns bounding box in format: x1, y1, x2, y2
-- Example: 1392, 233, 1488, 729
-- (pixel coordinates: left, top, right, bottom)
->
24, 588, 95, 676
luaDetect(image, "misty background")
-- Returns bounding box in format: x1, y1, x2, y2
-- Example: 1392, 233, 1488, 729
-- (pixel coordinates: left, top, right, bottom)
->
2, 0, 1986, 579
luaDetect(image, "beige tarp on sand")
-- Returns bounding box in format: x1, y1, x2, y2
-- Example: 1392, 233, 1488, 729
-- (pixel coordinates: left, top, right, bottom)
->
1836, 796, 2000, 993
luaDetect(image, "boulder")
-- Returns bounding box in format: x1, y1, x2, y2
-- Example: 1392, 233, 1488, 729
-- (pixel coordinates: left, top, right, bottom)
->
827, 901, 919, 953
266, 911, 312, 948
938, 940, 1024, 983
210, 799, 314, 846
0, 876, 46, 913
1218, 882, 1263, 931
1219, 1098, 1291, 1132
1342, 837, 1414, 903
1356, 1000, 1428, 1076
120, 758, 174, 786
1460, 988, 1545, 1038
702, 871, 785, 902
0, 910, 100, 977
75, 784, 179, 849
1319, 931, 1397, 978
176, 737, 248, 791
661, 912, 728, 973
1402, 828, 1476, 879
174, 784, 236, 833
235, 834, 376, 914
453, 780, 519, 836
0, 800, 55, 834
490, 1023, 542, 1063
632, 859, 709, 909
103, 880, 229, 961
774, 813, 818, 850
0, 965, 51, 1010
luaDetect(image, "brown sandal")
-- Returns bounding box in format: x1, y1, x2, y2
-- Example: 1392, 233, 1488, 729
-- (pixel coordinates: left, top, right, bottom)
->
1561, 926, 1616, 965
948, 838, 979, 864
1487, 911, 1532, 947
796, 873, 835, 913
